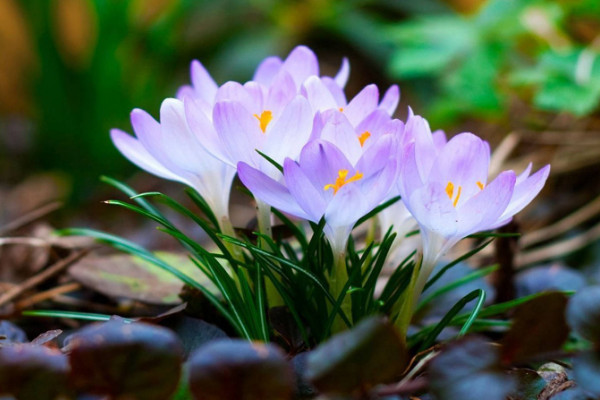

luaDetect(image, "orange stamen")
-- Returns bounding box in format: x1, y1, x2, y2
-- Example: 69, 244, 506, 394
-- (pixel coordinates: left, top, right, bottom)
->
358, 131, 371, 147
477, 181, 484, 190
446, 181, 462, 207
324, 169, 364, 194
253, 110, 273, 133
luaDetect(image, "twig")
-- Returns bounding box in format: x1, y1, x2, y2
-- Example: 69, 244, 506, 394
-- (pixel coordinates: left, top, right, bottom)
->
0, 201, 62, 235
0, 250, 87, 307
494, 222, 519, 302
521, 194, 600, 248
14, 282, 82, 310
516, 221, 600, 267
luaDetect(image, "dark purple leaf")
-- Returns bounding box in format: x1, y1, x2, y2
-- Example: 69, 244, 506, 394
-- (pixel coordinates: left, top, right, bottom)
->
188, 339, 294, 400
305, 316, 408, 395
68, 319, 183, 400
0, 344, 69, 400
429, 336, 515, 400
501, 292, 569, 364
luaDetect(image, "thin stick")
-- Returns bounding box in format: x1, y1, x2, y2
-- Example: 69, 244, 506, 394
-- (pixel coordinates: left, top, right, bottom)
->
0, 250, 87, 307
521, 194, 600, 248
14, 282, 82, 310
0, 201, 62, 235
517, 221, 600, 267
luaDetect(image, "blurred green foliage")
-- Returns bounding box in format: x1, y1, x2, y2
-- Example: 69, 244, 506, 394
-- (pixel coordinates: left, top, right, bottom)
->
387, 0, 600, 123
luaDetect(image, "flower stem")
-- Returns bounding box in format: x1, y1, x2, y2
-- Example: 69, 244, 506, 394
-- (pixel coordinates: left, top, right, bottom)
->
256, 199, 284, 308
330, 251, 352, 333
393, 250, 437, 338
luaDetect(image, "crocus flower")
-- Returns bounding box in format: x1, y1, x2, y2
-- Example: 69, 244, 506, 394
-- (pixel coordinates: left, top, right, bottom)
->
398, 123, 550, 296
237, 138, 398, 254
110, 98, 237, 227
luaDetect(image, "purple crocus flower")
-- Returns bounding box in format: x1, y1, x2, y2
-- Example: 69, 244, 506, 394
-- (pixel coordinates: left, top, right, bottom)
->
237, 138, 397, 253
110, 98, 237, 227
398, 117, 550, 299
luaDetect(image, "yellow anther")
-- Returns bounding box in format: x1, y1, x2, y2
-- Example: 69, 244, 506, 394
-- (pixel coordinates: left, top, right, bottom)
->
358, 131, 371, 147
477, 181, 484, 190
339, 107, 344, 112
445, 182, 454, 199
253, 110, 273, 133
324, 169, 364, 194
445, 181, 462, 207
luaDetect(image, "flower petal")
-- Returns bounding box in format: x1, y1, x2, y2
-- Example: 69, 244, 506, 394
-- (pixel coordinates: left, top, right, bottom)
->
406, 182, 458, 238
298, 140, 354, 198
110, 129, 181, 182
500, 165, 550, 220
344, 84, 379, 126
429, 132, 491, 202
213, 100, 265, 167
321, 77, 347, 107
265, 71, 297, 115
333, 57, 350, 88
262, 96, 313, 165
379, 85, 400, 116
190, 60, 218, 104
282, 45, 319, 88
457, 170, 516, 234
253, 56, 283, 85
237, 162, 311, 220
301, 76, 339, 112
184, 95, 231, 163
284, 158, 328, 221
317, 111, 362, 164
215, 81, 258, 114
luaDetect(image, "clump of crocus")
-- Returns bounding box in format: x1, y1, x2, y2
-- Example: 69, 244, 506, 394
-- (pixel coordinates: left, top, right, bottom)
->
108, 44, 550, 342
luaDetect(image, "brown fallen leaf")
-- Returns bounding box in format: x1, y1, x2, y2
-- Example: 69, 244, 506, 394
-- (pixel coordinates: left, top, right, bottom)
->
68, 252, 217, 305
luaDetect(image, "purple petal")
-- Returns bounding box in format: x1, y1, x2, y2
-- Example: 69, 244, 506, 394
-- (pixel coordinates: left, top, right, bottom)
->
500, 165, 550, 220
184, 96, 231, 163
190, 60, 218, 104
298, 140, 354, 198
238, 162, 310, 220
432, 129, 447, 150
407, 182, 459, 238
213, 100, 265, 167
457, 170, 516, 235
284, 158, 328, 221
215, 81, 258, 114
282, 45, 319, 88
379, 85, 400, 116
301, 76, 338, 112
265, 71, 297, 115
110, 129, 181, 182
344, 84, 379, 126
253, 56, 283, 85
322, 77, 347, 107
317, 111, 362, 164
398, 142, 425, 201
516, 162, 533, 184
176, 85, 195, 101
428, 132, 491, 202
262, 96, 313, 164
325, 183, 369, 229
333, 57, 350, 88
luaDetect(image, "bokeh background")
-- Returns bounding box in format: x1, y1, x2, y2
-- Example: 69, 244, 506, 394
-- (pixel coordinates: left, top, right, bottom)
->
1, 0, 600, 273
